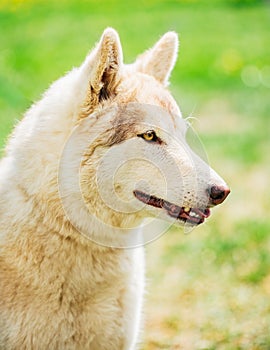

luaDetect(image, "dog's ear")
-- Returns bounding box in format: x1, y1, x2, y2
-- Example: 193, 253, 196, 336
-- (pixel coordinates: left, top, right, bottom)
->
134, 32, 178, 86
80, 28, 123, 115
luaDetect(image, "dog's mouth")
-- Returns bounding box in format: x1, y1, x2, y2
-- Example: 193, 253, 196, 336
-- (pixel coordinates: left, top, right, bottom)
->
133, 190, 210, 225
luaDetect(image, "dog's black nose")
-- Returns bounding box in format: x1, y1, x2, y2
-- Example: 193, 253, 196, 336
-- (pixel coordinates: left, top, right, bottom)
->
208, 185, 230, 205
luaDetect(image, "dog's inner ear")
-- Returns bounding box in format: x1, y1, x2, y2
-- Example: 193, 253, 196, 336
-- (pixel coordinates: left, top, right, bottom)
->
134, 32, 179, 86
81, 28, 123, 116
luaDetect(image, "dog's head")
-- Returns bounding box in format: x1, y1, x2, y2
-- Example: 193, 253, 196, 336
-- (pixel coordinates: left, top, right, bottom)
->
56, 28, 230, 239
9, 28, 229, 246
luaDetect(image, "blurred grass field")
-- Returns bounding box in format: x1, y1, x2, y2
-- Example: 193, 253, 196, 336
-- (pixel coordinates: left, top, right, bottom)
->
1, 0, 270, 349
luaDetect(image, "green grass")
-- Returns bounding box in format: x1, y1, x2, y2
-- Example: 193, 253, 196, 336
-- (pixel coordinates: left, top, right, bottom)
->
1, 0, 270, 348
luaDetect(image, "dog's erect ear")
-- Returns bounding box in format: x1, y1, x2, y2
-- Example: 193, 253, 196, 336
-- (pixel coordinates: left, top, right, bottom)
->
134, 32, 179, 86
80, 28, 123, 115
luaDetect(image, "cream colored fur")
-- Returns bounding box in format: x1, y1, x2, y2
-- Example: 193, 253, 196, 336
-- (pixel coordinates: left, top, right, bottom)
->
0, 28, 228, 349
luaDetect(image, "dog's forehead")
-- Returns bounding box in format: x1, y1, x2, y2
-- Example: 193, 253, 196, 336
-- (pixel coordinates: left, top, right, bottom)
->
117, 73, 182, 130
118, 73, 180, 115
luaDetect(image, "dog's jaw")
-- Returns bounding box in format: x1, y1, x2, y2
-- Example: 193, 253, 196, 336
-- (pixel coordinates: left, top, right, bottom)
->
133, 190, 211, 225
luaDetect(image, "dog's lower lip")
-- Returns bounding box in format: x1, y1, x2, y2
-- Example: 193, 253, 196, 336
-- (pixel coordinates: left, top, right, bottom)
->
133, 190, 211, 225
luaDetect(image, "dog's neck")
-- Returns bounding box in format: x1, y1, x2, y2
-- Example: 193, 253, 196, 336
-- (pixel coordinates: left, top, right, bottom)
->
0, 179, 139, 285
58, 199, 144, 249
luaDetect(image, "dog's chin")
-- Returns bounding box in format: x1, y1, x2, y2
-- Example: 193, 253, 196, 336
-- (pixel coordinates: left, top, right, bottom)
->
133, 190, 211, 226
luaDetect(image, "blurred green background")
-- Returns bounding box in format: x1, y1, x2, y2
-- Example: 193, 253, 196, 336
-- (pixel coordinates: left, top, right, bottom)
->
1, 0, 270, 348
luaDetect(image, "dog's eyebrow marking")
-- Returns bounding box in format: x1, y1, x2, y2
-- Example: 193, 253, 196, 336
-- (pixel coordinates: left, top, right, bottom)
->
102, 104, 145, 146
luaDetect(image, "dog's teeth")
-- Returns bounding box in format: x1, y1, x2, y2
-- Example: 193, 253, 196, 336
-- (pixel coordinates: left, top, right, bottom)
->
184, 207, 190, 212
190, 211, 201, 219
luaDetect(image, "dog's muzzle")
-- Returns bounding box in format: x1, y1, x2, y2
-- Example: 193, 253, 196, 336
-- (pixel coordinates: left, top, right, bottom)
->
133, 184, 230, 225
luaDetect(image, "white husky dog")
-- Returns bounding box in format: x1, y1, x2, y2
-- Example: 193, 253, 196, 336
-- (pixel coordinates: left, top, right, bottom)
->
0, 28, 229, 349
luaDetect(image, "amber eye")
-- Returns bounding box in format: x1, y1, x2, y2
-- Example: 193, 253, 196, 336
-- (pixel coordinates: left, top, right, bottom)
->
138, 130, 158, 142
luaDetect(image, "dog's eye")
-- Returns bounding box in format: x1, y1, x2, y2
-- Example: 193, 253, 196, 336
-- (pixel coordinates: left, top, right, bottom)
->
138, 130, 158, 142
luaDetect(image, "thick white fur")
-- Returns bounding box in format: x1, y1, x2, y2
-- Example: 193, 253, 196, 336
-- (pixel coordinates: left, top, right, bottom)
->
0, 28, 228, 349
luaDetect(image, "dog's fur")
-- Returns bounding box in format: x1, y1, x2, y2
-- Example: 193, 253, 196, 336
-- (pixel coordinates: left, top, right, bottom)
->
0, 29, 229, 349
